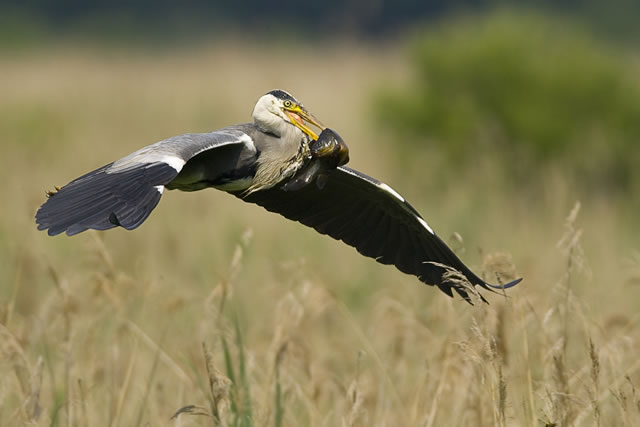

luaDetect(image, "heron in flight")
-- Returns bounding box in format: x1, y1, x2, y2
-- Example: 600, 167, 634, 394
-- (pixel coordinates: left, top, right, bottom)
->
36, 89, 520, 302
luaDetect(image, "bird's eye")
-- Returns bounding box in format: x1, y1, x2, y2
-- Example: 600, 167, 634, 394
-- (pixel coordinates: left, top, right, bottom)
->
283, 100, 293, 108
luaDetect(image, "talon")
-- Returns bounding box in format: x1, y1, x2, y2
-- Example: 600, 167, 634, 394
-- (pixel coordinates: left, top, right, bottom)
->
46, 186, 61, 198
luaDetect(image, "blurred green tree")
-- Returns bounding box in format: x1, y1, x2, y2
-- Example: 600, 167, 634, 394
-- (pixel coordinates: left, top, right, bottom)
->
374, 11, 640, 192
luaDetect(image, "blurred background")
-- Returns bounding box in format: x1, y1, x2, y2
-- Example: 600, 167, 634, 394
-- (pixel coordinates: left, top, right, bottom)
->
2, 1, 640, 426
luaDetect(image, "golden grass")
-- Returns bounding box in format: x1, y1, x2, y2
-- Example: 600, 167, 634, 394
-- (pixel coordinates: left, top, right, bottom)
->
1, 42, 640, 426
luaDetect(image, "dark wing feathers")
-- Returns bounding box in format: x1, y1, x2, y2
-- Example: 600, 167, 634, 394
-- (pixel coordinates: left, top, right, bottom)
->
238, 166, 520, 301
36, 129, 254, 236
37, 162, 175, 236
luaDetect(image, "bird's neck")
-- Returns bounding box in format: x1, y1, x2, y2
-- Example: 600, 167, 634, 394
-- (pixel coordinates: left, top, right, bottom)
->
245, 124, 310, 194
254, 113, 285, 137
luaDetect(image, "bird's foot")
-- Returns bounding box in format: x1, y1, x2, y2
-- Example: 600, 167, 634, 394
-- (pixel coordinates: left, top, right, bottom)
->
45, 186, 61, 198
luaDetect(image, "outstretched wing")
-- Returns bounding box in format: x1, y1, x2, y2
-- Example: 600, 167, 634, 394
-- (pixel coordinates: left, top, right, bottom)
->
36, 128, 255, 236
238, 166, 521, 302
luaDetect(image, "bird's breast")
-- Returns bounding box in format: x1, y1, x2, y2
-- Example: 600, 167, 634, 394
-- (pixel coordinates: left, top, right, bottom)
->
212, 177, 254, 191
244, 139, 310, 194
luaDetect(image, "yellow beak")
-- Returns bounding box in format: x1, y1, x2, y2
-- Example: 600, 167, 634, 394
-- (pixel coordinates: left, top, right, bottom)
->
284, 105, 326, 141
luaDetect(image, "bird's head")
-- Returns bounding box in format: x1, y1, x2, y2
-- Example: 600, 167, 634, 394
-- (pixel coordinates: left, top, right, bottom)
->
252, 90, 325, 140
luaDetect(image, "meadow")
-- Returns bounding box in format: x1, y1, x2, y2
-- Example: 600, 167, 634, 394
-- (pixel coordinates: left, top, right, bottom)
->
1, 41, 640, 426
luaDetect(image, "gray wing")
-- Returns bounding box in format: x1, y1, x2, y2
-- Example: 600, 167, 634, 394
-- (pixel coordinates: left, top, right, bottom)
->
238, 166, 521, 302
36, 128, 255, 236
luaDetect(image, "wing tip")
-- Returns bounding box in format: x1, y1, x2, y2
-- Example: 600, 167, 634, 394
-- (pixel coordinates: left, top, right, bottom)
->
486, 277, 523, 290
35, 161, 170, 237
447, 275, 522, 304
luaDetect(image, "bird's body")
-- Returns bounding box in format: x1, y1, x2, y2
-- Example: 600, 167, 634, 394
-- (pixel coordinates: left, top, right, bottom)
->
36, 89, 520, 302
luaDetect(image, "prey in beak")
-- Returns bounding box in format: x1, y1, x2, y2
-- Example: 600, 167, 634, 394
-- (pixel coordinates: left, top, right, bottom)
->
281, 128, 350, 192
282, 102, 325, 140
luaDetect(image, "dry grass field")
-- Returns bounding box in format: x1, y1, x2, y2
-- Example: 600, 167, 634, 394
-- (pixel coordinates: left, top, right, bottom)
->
2, 42, 640, 426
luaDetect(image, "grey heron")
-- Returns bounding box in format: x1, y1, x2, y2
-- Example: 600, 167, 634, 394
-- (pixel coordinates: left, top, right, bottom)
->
36, 89, 520, 302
